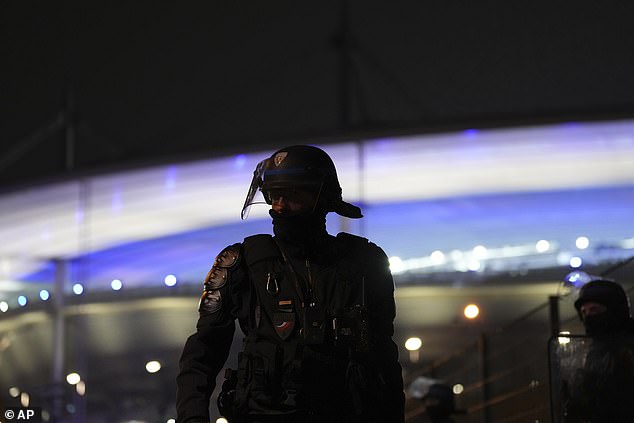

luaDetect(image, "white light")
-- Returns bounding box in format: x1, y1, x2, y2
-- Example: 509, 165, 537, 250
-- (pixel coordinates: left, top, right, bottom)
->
535, 240, 550, 253
9, 386, 20, 397
452, 384, 464, 395
405, 337, 422, 351
66, 372, 81, 385
430, 250, 445, 264
576, 236, 590, 249
146, 360, 162, 373
569, 256, 583, 268
0, 301, 8, 312
40, 289, 50, 301
449, 250, 463, 260
464, 304, 480, 319
164, 274, 177, 286
558, 331, 571, 345
17, 295, 27, 307
72, 283, 84, 295
111, 279, 123, 291
467, 260, 481, 271
20, 391, 30, 407
216, 418, 229, 423
473, 245, 487, 259
389, 257, 405, 274
167, 420, 176, 423
76, 380, 86, 396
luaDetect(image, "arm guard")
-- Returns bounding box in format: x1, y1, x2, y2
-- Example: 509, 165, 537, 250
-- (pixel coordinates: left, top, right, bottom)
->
176, 243, 243, 423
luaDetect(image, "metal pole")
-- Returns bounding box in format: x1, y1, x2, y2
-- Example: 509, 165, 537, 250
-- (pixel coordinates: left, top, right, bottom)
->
53, 259, 68, 422
549, 295, 560, 338
478, 333, 489, 423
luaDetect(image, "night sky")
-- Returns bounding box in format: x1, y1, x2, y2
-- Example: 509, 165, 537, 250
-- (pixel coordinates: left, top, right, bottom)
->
2, 1, 634, 187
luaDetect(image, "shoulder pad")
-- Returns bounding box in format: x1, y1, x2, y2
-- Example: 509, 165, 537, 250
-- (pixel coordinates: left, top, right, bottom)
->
199, 289, 222, 314
214, 244, 241, 268
204, 243, 241, 291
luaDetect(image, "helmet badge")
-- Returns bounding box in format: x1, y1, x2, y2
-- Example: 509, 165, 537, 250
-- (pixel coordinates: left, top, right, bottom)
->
274, 152, 287, 167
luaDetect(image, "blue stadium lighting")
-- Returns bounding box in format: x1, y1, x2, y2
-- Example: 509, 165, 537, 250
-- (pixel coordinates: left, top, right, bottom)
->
17, 295, 27, 307
234, 154, 247, 168
39, 290, 50, 301
164, 274, 177, 287
165, 166, 177, 190
111, 279, 123, 291
72, 283, 84, 295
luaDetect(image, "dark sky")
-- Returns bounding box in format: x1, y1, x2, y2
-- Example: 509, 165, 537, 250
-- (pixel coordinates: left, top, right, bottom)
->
2, 0, 634, 188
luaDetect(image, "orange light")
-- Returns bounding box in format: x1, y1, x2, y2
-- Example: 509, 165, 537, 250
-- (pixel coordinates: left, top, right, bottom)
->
464, 304, 479, 319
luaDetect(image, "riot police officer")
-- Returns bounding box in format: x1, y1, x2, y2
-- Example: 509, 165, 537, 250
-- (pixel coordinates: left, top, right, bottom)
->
176, 145, 405, 423
563, 279, 634, 422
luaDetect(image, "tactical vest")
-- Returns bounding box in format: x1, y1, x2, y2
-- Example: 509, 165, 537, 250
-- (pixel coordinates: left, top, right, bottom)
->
233, 232, 372, 418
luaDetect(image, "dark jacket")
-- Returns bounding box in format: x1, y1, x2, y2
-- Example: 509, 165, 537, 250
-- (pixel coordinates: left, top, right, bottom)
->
564, 323, 634, 423
176, 232, 405, 423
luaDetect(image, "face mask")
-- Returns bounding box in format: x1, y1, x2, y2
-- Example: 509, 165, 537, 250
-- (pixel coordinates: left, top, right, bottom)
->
583, 311, 625, 336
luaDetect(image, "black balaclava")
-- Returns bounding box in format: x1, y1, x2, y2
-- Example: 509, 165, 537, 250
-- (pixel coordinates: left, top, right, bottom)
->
574, 280, 632, 336
270, 210, 328, 257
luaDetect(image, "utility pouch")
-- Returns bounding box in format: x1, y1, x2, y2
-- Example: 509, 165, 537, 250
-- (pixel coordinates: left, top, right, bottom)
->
302, 304, 326, 345
333, 305, 369, 353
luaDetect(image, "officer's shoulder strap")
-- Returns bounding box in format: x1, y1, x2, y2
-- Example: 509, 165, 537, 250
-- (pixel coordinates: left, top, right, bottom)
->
336, 232, 370, 248
243, 234, 281, 266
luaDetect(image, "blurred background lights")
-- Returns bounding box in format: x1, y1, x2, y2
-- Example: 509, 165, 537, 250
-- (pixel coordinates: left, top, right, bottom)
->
216, 418, 229, 423
464, 304, 480, 319
39, 289, 50, 301
558, 331, 571, 345
66, 404, 76, 414
164, 274, 177, 286
146, 360, 162, 373
535, 240, 550, 253
472, 245, 487, 259
405, 337, 423, 351
467, 260, 481, 272
452, 384, 464, 395
17, 295, 27, 307
76, 380, 86, 396
111, 279, 123, 291
430, 250, 445, 264
167, 420, 176, 423
0, 301, 8, 312
576, 236, 590, 249
20, 391, 29, 407
569, 256, 583, 268
389, 256, 405, 274
66, 372, 81, 385
9, 386, 20, 397
72, 283, 84, 295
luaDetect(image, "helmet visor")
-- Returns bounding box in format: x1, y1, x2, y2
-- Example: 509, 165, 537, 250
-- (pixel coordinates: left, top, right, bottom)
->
241, 159, 269, 220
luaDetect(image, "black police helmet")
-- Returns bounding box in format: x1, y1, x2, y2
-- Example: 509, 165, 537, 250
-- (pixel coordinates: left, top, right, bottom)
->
574, 279, 631, 321
261, 145, 362, 218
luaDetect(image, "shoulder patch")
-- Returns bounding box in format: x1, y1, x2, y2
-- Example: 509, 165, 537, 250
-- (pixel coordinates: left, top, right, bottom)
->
214, 244, 241, 268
